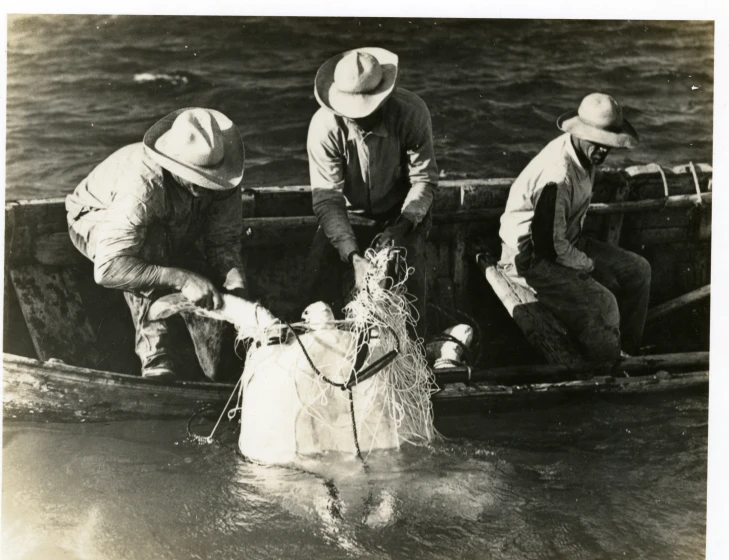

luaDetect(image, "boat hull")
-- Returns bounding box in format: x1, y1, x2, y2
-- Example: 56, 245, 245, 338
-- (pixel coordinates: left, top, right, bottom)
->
2, 164, 712, 421
2, 354, 709, 423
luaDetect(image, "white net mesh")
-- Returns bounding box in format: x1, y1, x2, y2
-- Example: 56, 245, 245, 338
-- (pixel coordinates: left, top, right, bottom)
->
342, 245, 437, 452
237, 245, 437, 464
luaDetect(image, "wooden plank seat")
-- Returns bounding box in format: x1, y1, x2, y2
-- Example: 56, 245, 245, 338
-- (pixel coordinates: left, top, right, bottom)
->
467, 241, 583, 366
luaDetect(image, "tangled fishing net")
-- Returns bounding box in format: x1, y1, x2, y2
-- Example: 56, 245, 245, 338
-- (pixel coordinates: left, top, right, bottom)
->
342, 245, 438, 449
233, 245, 438, 465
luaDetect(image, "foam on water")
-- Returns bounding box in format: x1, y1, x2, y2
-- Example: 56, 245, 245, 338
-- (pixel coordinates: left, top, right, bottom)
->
133, 72, 191, 86
2, 390, 707, 560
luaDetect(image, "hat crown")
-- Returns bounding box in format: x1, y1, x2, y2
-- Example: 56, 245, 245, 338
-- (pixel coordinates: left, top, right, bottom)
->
157, 108, 225, 168
333, 51, 383, 94
577, 93, 624, 130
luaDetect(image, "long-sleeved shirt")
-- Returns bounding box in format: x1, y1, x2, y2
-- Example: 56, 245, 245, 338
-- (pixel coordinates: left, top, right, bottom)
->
307, 87, 439, 261
65, 142, 246, 292
499, 133, 595, 275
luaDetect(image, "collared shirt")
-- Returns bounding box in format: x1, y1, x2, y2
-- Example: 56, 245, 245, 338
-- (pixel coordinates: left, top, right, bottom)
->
307, 87, 439, 261
65, 142, 245, 291
499, 133, 595, 274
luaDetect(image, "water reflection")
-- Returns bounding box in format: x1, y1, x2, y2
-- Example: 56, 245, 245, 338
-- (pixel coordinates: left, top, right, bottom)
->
2, 391, 708, 560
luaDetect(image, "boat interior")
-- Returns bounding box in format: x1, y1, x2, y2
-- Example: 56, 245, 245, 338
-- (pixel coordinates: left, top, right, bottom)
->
3, 163, 712, 381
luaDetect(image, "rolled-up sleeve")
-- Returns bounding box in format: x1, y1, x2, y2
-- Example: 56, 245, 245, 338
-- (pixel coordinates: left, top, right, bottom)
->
400, 100, 439, 225
203, 186, 247, 290
93, 183, 166, 291
308, 112, 359, 261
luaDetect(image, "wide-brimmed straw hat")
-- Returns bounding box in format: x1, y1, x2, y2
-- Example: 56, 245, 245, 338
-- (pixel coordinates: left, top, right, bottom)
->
315, 47, 398, 119
143, 108, 245, 190
557, 93, 639, 149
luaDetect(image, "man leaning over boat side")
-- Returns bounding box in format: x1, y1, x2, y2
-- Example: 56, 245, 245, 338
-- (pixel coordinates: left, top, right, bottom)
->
65, 108, 249, 381
304, 47, 439, 337
498, 93, 651, 362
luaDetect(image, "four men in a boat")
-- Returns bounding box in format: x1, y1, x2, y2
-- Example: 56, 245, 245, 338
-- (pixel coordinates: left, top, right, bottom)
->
66, 47, 648, 380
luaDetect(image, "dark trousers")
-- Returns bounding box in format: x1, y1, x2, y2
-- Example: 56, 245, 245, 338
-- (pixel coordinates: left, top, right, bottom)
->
303, 216, 431, 338
506, 237, 651, 362
68, 218, 240, 381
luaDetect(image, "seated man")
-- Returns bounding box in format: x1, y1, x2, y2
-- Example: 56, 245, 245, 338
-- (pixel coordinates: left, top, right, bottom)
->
305, 47, 439, 337
66, 108, 249, 380
499, 93, 651, 362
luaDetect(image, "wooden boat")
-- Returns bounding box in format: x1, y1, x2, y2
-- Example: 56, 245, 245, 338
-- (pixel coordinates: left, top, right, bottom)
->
3, 163, 712, 420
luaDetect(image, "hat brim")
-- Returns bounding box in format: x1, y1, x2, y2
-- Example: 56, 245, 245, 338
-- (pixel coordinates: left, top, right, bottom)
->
143, 108, 245, 190
315, 47, 398, 119
557, 110, 639, 149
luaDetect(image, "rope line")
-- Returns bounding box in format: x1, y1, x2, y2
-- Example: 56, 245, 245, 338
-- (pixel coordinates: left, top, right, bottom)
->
427, 333, 472, 364
186, 375, 243, 444
286, 321, 347, 389
427, 302, 483, 365
655, 164, 669, 209
688, 161, 703, 206
286, 320, 366, 464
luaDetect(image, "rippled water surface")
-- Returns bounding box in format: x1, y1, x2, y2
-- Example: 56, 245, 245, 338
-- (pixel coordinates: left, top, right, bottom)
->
5, 16, 714, 200
3, 392, 707, 560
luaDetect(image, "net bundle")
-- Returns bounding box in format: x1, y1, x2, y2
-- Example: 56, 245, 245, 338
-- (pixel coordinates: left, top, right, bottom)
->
236, 245, 437, 464
341, 245, 438, 452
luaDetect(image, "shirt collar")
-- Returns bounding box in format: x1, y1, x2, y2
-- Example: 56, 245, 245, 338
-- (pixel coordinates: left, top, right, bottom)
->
345, 117, 389, 141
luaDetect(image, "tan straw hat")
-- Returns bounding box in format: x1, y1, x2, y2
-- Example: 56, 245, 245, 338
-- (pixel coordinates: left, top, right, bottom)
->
143, 108, 245, 190
315, 47, 398, 119
557, 93, 639, 149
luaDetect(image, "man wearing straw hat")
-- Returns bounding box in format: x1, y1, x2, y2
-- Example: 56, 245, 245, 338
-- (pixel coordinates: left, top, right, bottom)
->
499, 93, 651, 362
305, 47, 439, 336
66, 108, 249, 380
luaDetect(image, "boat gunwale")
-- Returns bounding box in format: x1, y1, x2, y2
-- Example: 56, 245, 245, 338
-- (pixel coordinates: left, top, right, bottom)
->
3, 161, 714, 211
2, 352, 709, 405
2, 353, 235, 396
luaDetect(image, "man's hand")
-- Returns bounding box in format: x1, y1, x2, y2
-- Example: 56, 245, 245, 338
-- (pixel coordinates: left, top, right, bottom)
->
221, 268, 249, 300
374, 217, 413, 250
351, 253, 373, 291
179, 271, 223, 310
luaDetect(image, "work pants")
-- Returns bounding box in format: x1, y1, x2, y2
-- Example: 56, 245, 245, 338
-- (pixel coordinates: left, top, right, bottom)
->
504, 237, 651, 362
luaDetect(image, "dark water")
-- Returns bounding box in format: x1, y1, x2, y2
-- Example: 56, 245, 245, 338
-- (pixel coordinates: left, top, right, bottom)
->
2, 392, 707, 559
5, 16, 714, 200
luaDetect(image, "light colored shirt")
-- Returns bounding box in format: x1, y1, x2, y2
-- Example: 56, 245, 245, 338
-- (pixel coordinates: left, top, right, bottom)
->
66, 142, 245, 291
499, 133, 595, 274
307, 87, 439, 261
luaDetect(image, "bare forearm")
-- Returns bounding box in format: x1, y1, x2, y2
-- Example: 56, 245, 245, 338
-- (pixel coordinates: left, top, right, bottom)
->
401, 182, 436, 225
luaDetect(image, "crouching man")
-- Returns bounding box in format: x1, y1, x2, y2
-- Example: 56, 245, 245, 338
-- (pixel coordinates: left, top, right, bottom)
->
499, 93, 651, 362
66, 108, 249, 380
